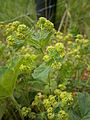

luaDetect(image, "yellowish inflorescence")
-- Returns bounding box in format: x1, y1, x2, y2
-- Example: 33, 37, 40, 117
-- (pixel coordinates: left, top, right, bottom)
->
43, 42, 65, 70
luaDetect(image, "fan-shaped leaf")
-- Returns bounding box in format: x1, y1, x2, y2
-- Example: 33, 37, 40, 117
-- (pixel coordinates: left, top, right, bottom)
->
0, 56, 23, 99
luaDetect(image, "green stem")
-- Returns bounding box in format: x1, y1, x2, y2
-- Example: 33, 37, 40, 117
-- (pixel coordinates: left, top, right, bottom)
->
10, 95, 24, 120
48, 72, 51, 94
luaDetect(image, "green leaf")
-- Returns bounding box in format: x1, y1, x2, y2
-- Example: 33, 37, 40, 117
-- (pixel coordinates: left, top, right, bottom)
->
31, 32, 40, 42
31, 31, 52, 51
32, 63, 51, 82
30, 33, 41, 49
0, 56, 23, 99
37, 112, 47, 120
40, 32, 52, 50
0, 102, 6, 120
78, 92, 90, 119
68, 110, 81, 120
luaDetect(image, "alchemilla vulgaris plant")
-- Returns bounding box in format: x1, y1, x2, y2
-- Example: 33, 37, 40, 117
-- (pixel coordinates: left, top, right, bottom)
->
0, 17, 90, 120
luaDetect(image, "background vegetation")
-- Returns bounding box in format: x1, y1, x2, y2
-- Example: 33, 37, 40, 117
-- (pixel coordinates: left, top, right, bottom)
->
0, 0, 90, 38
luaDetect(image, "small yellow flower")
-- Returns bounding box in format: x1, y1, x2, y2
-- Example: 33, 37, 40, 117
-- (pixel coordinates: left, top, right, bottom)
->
46, 46, 54, 52
47, 107, 53, 113
43, 99, 51, 108
43, 55, 50, 62
52, 61, 61, 70
60, 51, 65, 58
12, 21, 20, 27
48, 112, 54, 119
52, 101, 57, 108
55, 43, 64, 52
58, 110, 68, 120
19, 64, 25, 71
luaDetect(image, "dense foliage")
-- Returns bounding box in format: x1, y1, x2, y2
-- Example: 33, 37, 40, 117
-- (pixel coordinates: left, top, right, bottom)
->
0, 17, 90, 120
0, 0, 90, 38
56, 0, 90, 38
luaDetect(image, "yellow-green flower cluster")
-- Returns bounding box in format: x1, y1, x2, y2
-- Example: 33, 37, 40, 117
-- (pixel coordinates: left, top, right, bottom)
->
44, 20, 54, 31
66, 34, 89, 63
37, 17, 54, 31
55, 43, 65, 58
43, 95, 57, 119
56, 32, 63, 42
64, 34, 73, 42
55, 43, 64, 52
21, 107, 31, 117
16, 24, 29, 39
43, 54, 50, 62
6, 35, 15, 47
31, 94, 44, 112
46, 45, 55, 52
31, 84, 73, 120
54, 84, 66, 96
43, 42, 65, 70
19, 64, 27, 71
43, 91, 71, 119
19, 45, 32, 54
48, 112, 54, 119
58, 110, 68, 120
75, 34, 89, 47
49, 95, 57, 108
32, 95, 41, 106
54, 84, 73, 108
19, 53, 37, 72
43, 99, 51, 108
5, 21, 20, 35
51, 61, 61, 70
5, 21, 30, 48
60, 92, 73, 107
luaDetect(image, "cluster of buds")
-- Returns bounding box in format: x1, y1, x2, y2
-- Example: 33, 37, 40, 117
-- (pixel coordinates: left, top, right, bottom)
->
16, 24, 30, 39
37, 17, 54, 31
5, 21, 20, 35
64, 34, 73, 42
65, 34, 89, 70
5, 21, 30, 48
21, 107, 31, 117
60, 91, 73, 107
43, 42, 65, 70
43, 95, 58, 119
54, 84, 73, 107
32, 95, 41, 107
32, 93, 44, 112
58, 110, 68, 120
51, 61, 61, 70
56, 32, 63, 42
6, 35, 15, 47
19, 53, 37, 72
